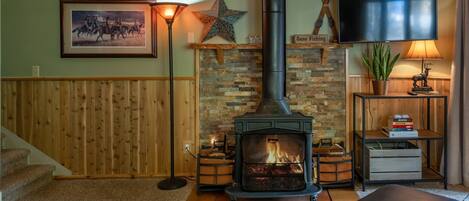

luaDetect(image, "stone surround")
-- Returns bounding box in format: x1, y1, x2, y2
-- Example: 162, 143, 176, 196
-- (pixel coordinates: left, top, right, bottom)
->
199, 48, 346, 145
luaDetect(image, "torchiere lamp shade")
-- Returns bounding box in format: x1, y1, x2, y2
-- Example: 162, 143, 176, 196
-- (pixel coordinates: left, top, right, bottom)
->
153, 3, 187, 21
405, 40, 443, 60
152, 0, 203, 21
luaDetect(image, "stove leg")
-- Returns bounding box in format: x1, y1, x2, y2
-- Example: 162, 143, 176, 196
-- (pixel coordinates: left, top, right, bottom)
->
229, 196, 237, 201
310, 195, 318, 201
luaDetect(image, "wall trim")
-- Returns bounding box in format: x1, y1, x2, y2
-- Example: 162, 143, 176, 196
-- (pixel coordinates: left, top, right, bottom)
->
348, 74, 451, 80
54, 173, 190, 180
0, 76, 195, 81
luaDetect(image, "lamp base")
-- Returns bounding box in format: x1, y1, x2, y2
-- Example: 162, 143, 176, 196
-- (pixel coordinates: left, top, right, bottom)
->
412, 86, 434, 92
158, 177, 187, 190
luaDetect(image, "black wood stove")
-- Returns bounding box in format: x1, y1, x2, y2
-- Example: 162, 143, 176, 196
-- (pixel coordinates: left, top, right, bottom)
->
225, 0, 322, 200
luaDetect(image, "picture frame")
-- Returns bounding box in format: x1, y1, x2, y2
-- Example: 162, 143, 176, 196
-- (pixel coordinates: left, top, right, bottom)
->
60, 0, 157, 58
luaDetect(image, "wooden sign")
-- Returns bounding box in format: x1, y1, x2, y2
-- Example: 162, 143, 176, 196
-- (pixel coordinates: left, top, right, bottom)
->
292, 34, 329, 44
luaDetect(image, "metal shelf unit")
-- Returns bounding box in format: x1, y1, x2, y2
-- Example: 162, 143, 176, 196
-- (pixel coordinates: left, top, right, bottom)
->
352, 93, 448, 191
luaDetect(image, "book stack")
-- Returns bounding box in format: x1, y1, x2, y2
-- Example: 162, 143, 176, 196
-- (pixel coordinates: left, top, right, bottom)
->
382, 115, 418, 138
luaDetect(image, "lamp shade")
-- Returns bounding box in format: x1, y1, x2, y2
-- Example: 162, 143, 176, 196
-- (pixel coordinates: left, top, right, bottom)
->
152, 0, 204, 21
156, 0, 204, 4
153, 3, 187, 21
405, 40, 443, 60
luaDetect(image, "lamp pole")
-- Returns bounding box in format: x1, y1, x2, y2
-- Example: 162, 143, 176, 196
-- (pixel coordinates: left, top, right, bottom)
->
156, 4, 188, 190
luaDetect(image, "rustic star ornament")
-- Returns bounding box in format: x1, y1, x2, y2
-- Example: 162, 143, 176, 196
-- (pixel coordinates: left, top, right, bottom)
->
193, 0, 247, 43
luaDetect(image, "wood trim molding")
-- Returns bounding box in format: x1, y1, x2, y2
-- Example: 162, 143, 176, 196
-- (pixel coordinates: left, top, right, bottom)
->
189, 43, 353, 50
1, 76, 196, 81
348, 74, 451, 80
54, 173, 190, 180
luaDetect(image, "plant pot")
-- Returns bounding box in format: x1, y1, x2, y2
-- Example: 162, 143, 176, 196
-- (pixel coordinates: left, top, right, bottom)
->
372, 80, 389, 95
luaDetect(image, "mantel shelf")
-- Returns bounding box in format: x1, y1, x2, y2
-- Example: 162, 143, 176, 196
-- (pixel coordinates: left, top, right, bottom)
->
189, 43, 352, 50
190, 43, 352, 65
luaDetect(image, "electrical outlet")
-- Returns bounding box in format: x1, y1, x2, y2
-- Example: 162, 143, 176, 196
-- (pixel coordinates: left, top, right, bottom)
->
183, 141, 193, 153
184, 144, 191, 152
32, 65, 40, 77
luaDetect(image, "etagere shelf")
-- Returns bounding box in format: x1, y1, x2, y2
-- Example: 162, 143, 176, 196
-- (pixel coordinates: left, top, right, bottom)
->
352, 93, 448, 191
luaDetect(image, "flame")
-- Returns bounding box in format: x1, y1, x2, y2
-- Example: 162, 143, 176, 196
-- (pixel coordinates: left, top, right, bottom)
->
266, 138, 303, 174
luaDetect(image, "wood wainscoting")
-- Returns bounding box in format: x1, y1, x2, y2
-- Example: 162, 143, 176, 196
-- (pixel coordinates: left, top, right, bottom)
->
1, 77, 197, 178
1, 75, 451, 177
346, 75, 451, 169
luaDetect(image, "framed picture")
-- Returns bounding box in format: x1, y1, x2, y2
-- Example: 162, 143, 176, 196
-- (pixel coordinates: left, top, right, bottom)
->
60, 0, 157, 58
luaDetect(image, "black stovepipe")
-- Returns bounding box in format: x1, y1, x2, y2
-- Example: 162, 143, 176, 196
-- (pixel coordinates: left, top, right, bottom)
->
158, 19, 187, 190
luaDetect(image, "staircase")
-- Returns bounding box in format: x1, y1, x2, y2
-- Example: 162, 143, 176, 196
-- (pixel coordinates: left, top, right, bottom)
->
1, 134, 55, 201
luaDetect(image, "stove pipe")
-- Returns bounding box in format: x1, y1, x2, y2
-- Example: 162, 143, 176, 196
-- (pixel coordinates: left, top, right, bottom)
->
256, 0, 292, 115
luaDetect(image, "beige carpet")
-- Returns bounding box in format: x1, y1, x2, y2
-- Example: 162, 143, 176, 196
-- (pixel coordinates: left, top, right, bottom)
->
356, 183, 469, 201
18, 178, 193, 201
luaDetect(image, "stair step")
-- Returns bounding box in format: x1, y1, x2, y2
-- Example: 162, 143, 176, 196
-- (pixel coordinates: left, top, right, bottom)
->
1, 149, 30, 177
0, 165, 54, 201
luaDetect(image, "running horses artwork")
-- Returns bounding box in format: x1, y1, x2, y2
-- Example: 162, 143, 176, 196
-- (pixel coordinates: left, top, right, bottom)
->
61, 1, 157, 58
71, 11, 145, 47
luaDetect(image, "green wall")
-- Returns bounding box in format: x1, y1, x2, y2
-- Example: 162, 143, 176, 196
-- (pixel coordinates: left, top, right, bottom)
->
1, 0, 455, 77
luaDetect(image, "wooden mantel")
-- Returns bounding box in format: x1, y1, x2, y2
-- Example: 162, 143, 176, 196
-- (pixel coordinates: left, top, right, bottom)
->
190, 43, 353, 65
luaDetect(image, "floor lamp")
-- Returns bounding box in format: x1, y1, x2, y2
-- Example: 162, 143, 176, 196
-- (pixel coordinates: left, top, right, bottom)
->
152, 1, 188, 190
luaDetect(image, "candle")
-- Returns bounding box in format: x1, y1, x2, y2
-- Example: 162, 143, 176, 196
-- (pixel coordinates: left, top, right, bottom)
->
211, 138, 216, 149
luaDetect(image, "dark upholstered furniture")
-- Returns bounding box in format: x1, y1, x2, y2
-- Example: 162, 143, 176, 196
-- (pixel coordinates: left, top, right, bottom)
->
359, 185, 457, 201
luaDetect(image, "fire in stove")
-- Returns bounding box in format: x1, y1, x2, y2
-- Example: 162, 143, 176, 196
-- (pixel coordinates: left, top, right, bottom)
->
266, 138, 303, 174
241, 134, 307, 192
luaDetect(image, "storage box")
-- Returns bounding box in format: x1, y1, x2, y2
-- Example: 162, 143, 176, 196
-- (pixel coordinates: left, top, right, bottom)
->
365, 142, 421, 181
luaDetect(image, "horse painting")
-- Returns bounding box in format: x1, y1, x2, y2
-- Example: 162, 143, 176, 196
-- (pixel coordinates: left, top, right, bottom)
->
71, 11, 145, 47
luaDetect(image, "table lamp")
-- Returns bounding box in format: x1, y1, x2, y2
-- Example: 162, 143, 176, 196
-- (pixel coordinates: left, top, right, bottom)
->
405, 40, 443, 92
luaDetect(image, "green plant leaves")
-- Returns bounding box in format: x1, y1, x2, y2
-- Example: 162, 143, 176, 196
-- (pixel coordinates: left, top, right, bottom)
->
361, 43, 400, 80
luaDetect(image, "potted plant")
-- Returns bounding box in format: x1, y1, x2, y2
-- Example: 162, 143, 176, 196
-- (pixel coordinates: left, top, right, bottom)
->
362, 43, 400, 95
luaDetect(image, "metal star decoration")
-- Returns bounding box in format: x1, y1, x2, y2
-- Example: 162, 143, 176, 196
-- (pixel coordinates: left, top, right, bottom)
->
193, 0, 247, 43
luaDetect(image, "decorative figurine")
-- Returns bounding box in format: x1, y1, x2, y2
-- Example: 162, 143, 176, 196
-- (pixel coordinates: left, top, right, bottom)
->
412, 66, 433, 92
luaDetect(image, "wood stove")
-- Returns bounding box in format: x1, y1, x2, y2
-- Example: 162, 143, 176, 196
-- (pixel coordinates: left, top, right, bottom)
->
226, 114, 320, 200
225, 0, 322, 200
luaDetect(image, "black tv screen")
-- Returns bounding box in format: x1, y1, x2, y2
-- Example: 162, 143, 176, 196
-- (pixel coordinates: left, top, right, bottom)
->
338, 0, 438, 43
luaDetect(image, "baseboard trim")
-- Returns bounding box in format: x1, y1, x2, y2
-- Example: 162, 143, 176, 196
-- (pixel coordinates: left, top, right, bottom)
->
54, 174, 195, 180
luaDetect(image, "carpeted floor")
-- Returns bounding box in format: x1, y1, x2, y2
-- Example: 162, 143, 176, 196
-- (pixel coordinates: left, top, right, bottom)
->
356, 183, 469, 201
18, 178, 193, 201
19, 179, 469, 201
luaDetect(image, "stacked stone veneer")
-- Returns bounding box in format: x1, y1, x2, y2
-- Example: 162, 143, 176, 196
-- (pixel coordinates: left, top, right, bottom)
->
199, 48, 346, 145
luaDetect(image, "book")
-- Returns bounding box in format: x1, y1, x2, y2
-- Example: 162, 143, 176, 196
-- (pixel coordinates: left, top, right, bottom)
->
388, 126, 414, 131
393, 118, 413, 122
390, 122, 414, 126
391, 125, 414, 129
382, 128, 418, 138
390, 128, 414, 131
388, 115, 414, 131
390, 114, 413, 122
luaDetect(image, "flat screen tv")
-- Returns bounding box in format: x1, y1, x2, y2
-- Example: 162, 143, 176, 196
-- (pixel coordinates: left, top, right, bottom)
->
338, 0, 438, 43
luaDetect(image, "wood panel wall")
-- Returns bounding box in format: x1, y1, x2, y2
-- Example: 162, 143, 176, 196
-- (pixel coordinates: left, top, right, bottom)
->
1, 76, 451, 177
346, 76, 451, 169
1, 78, 197, 177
